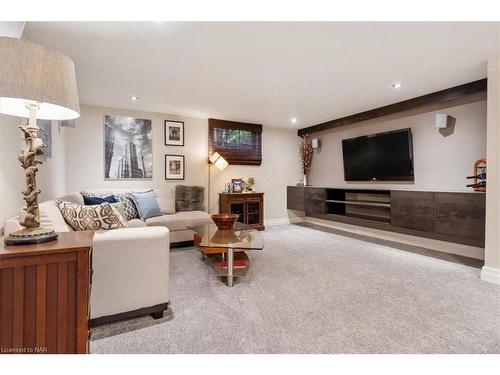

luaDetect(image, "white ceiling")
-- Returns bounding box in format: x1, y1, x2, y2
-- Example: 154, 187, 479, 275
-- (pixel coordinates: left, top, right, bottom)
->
23, 22, 499, 129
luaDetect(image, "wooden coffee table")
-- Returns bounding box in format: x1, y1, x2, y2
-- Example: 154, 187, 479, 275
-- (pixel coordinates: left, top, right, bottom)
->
188, 222, 264, 287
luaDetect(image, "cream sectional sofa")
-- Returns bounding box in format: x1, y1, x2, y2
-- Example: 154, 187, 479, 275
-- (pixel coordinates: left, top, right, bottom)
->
3, 188, 211, 325
61, 188, 212, 244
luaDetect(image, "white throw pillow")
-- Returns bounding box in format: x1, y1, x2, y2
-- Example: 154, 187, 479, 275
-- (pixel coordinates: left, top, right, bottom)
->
155, 188, 175, 214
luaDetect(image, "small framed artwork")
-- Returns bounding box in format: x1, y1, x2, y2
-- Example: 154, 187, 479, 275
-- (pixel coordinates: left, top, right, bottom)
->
37, 119, 52, 158
164, 120, 184, 146
60, 119, 76, 128
231, 178, 243, 193
165, 154, 185, 180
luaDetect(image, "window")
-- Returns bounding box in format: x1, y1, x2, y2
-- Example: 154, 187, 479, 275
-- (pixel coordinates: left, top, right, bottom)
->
208, 119, 262, 165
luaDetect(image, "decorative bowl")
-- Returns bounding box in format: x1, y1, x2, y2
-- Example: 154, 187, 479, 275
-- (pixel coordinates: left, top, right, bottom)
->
210, 230, 240, 245
211, 214, 239, 230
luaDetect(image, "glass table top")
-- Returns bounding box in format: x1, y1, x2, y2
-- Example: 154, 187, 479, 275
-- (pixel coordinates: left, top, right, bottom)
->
187, 222, 264, 250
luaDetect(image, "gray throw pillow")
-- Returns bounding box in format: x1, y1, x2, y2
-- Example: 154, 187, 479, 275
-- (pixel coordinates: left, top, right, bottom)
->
130, 190, 163, 220
175, 185, 205, 212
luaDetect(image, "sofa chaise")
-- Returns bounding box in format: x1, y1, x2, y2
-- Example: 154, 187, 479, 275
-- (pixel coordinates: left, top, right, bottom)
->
3, 187, 212, 325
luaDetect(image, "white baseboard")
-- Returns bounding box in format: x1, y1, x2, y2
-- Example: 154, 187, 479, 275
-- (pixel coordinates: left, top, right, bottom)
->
481, 266, 500, 285
264, 216, 305, 227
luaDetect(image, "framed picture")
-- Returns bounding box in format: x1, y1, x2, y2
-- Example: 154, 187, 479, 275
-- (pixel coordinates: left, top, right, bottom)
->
165, 154, 185, 180
37, 119, 52, 158
164, 120, 184, 146
104, 115, 153, 180
61, 119, 76, 128
231, 178, 243, 193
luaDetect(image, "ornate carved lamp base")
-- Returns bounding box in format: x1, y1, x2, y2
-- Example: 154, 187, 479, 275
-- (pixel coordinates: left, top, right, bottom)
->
4, 227, 58, 246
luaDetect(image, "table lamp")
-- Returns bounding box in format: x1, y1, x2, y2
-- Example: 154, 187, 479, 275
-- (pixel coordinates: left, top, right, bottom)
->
0, 37, 80, 245
207, 152, 228, 213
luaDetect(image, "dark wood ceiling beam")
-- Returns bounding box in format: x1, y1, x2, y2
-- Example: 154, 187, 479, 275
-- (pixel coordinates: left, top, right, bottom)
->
297, 78, 487, 137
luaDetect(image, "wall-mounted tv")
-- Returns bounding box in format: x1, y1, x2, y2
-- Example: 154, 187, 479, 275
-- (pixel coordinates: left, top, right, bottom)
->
342, 128, 414, 181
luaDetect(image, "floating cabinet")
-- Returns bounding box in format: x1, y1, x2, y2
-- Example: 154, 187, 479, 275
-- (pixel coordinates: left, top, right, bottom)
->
286, 186, 486, 248
286, 186, 305, 211
391, 191, 436, 233
435, 192, 486, 242
304, 187, 326, 214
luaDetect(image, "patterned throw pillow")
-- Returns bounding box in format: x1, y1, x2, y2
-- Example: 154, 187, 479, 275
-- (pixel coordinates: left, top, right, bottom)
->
56, 201, 128, 231
81, 191, 140, 220
81, 191, 112, 199
109, 202, 127, 221
112, 192, 140, 220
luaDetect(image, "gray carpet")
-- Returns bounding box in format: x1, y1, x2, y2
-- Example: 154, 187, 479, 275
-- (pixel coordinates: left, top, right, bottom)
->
90, 224, 500, 354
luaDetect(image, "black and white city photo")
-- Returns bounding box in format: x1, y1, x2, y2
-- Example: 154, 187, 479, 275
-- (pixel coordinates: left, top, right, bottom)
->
104, 115, 153, 180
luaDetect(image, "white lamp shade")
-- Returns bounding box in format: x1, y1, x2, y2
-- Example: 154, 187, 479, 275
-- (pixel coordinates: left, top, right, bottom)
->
209, 152, 228, 171
209, 152, 222, 164
0, 37, 80, 120
214, 156, 228, 171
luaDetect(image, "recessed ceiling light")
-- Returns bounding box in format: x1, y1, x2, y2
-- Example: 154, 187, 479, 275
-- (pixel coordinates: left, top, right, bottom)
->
392, 82, 403, 89
291, 117, 297, 124
130, 96, 139, 101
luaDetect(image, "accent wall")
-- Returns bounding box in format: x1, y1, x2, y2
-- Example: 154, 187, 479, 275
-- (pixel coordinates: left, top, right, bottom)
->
307, 97, 487, 192
64, 105, 302, 223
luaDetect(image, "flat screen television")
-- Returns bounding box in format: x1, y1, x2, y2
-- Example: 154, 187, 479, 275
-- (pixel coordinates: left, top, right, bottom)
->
342, 128, 414, 181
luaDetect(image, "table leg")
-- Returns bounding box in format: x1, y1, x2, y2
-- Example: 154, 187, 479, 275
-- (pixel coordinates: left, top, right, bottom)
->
227, 247, 234, 287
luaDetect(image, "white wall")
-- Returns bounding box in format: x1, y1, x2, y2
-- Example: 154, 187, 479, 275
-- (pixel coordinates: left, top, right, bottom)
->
482, 58, 500, 285
0, 114, 67, 229
36, 121, 67, 202
308, 98, 487, 192
65, 105, 208, 193
210, 126, 302, 222
0, 114, 24, 229
66, 105, 301, 222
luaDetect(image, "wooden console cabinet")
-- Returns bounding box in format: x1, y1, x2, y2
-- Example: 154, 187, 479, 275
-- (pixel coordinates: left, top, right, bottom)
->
391, 191, 436, 233
287, 186, 486, 247
219, 192, 265, 230
0, 231, 93, 354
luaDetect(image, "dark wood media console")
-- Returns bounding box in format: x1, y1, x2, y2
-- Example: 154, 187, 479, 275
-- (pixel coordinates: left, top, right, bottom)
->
287, 186, 486, 247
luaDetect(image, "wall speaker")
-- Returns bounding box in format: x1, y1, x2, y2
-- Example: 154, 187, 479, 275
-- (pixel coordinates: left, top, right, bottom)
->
311, 139, 321, 149
435, 113, 449, 129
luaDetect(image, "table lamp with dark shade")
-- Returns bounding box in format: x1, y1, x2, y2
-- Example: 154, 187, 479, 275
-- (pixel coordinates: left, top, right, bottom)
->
0, 37, 80, 245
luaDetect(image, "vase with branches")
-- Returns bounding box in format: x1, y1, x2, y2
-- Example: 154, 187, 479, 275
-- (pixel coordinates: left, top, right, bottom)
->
299, 135, 313, 186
